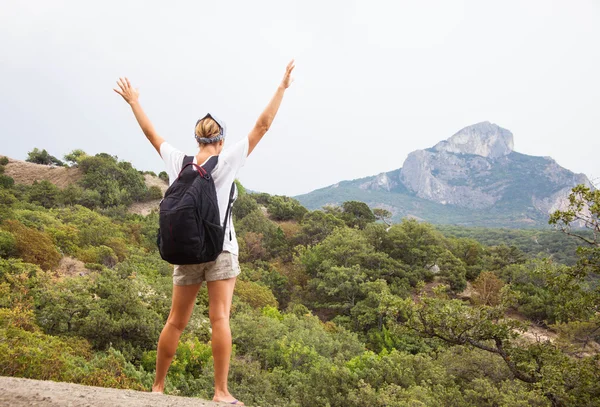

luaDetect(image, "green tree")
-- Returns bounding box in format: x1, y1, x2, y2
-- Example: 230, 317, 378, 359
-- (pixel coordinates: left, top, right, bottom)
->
312, 265, 367, 312
472, 271, 505, 306
295, 210, 345, 246
373, 208, 392, 227
341, 201, 376, 229
549, 184, 599, 247
26, 148, 64, 166
382, 285, 600, 407
548, 183, 600, 356
267, 195, 308, 222
63, 149, 87, 166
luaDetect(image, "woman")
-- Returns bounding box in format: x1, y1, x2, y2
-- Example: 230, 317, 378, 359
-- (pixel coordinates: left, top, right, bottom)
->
114, 60, 295, 405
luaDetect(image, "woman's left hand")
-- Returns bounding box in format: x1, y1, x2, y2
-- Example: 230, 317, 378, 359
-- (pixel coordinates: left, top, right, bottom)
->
113, 77, 139, 105
280, 60, 295, 89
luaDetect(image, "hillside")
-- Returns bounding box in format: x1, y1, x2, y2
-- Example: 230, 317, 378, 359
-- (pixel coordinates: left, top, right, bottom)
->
295, 122, 592, 228
4, 158, 82, 188
1, 150, 599, 406
3, 156, 168, 215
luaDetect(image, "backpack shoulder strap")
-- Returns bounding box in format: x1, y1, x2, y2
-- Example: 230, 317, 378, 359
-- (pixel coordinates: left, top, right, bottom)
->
201, 156, 219, 173
182, 155, 194, 169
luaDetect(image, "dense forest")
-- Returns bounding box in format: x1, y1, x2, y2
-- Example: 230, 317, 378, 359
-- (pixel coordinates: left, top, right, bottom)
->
1, 151, 599, 407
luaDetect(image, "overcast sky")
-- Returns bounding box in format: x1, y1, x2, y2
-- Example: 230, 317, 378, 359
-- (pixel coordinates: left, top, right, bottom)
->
1, 0, 598, 196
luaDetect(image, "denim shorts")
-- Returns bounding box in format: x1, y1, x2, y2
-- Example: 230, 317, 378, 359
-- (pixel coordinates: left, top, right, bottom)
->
172, 251, 241, 286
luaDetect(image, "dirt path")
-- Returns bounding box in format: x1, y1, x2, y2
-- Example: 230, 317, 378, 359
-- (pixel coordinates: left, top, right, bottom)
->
0, 377, 234, 407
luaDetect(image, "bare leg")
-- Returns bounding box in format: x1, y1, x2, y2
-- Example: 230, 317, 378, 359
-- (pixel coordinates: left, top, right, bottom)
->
152, 283, 202, 393
208, 277, 243, 405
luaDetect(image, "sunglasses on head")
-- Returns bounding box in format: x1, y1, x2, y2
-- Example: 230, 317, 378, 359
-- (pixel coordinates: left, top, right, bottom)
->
195, 113, 226, 144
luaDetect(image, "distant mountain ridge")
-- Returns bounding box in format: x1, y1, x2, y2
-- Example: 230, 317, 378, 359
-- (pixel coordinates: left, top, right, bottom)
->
295, 122, 591, 228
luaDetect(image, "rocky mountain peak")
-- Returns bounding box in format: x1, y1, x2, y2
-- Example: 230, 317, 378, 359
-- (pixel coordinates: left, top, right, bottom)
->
433, 121, 514, 159
297, 121, 592, 227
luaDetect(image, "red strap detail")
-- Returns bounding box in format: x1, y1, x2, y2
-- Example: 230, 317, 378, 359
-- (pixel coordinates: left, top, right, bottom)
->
177, 162, 207, 179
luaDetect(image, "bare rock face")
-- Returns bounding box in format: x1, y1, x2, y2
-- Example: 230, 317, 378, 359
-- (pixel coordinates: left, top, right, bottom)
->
532, 162, 592, 214
433, 121, 514, 158
359, 172, 396, 191
399, 122, 513, 209
400, 149, 499, 209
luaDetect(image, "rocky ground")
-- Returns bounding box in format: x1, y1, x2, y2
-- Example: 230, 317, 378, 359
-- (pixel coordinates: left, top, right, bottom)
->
0, 377, 233, 407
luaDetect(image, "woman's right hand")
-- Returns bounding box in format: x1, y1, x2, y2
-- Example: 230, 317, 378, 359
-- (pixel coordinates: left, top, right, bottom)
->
113, 77, 140, 105
279, 60, 295, 89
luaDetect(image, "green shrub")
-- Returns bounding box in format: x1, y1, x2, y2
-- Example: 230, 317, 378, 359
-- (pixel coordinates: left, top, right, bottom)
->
251, 192, 272, 206
12, 208, 62, 230
158, 171, 169, 183
60, 184, 102, 208
234, 179, 247, 196
0, 307, 82, 380
54, 205, 125, 247
27, 180, 61, 208
0, 230, 17, 258
78, 154, 147, 207
146, 185, 163, 200
2, 220, 61, 270
47, 225, 80, 256
36, 270, 163, 360
105, 237, 129, 262
0, 189, 16, 207
0, 175, 14, 189
235, 280, 278, 309
233, 194, 259, 221
0, 258, 48, 309
76, 245, 118, 268
0, 308, 147, 390
237, 209, 288, 259
0, 156, 9, 166
267, 195, 308, 222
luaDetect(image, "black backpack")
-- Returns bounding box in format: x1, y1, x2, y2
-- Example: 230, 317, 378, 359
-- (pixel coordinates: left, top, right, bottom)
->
157, 155, 235, 265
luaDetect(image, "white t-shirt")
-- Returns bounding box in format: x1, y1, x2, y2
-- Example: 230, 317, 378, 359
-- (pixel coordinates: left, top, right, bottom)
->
160, 137, 249, 256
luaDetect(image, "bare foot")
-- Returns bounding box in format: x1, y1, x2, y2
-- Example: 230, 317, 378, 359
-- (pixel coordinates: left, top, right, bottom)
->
213, 394, 244, 405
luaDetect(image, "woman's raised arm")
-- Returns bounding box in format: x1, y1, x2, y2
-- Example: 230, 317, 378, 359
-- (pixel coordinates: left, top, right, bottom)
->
247, 60, 295, 156
114, 77, 165, 155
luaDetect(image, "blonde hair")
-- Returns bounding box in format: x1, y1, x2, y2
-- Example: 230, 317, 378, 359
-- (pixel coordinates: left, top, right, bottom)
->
195, 117, 221, 141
